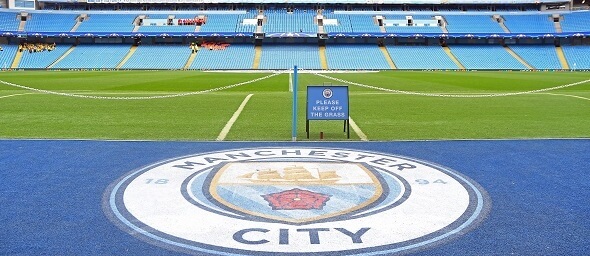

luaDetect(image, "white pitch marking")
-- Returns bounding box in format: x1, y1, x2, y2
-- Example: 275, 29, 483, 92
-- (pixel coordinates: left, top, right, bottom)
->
349, 117, 368, 141
216, 94, 254, 141
0, 93, 36, 99
538, 92, 590, 102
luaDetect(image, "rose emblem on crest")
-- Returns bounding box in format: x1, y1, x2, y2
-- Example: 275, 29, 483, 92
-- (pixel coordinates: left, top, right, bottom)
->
262, 188, 331, 210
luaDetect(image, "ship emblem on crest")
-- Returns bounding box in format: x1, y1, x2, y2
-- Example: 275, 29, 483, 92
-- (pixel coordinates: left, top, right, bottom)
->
208, 162, 384, 224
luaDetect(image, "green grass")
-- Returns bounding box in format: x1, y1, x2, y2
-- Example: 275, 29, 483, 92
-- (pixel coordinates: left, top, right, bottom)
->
1, 70, 589, 141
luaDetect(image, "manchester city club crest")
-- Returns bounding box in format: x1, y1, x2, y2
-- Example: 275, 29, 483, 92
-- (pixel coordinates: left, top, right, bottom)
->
322, 88, 333, 99
104, 148, 490, 255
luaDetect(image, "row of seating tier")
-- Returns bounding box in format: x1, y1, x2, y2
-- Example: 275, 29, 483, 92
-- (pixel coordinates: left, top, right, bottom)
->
258, 44, 321, 70
508, 45, 562, 69
18, 44, 71, 68
50, 44, 130, 69
386, 45, 458, 69
3, 43, 590, 70
562, 45, 590, 69
561, 12, 590, 32
24, 13, 78, 32
263, 10, 318, 33
502, 15, 556, 33
189, 44, 254, 70
449, 45, 526, 69
122, 44, 191, 69
76, 14, 137, 32
325, 44, 391, 70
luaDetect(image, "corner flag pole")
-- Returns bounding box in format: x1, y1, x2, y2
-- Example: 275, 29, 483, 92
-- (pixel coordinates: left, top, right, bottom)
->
292, 66, 298, 141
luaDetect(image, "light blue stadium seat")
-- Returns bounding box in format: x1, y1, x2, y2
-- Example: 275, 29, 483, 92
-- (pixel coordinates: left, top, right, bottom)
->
122, 45, 190, 69
190, 44, 254, 70
18, 44, 71, 69
509, 45, 562, 69
51, 44, 129, 69
76, 14, 136, 33
349, 15, 381, 33
259, 44, 321, 70
387, 45, 458, 69
562, 45, 590, 69
449, 45, 525, 69
445, 15, 505, 33
323, 14, 353, 33
561, 13, 590, 33
325, 44, 390, 70
0, 44, 18, 68
263, 10, 317, 33
503, 15, 555, 33
25, 13, 78, 32
0, 12, 20, 31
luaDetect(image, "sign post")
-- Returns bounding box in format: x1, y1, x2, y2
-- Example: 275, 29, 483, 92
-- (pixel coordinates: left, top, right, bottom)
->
306, 85, 350, 139
291, 66, 298, 141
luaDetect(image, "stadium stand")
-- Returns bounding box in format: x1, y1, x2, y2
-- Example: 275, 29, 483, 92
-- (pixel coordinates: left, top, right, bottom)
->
25, 13, 79, 32
0, 12, 20, 32
0, 4, 589, 71
18, 44, 71, 69
386, 45, 458, 70
50, 44, 130, 69
448, 45, 526, 69
75, 14, 137, 33
199, 14, 244, 33
508, 45, 562, 69
121, 44, 191, 69
325, 44, 391, 70
444, 15, 505, 33
349, 15, 381, 33
258, 44, 321, 70
562, 45, 590, 69
502, 15, 556, 33
0, 44, 18, 69
323, 14, 354, 33
189, 44, 255, 70
560, 12, 590, 32
263, 9, 318, 33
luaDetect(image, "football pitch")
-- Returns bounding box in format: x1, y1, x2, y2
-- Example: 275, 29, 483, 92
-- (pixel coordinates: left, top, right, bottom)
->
1, 70, 589, 141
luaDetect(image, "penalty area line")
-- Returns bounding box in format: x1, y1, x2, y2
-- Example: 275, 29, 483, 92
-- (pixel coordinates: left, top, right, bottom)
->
0, 93, 37, 99
216, 94, 253, 141
349, 117, 368, 141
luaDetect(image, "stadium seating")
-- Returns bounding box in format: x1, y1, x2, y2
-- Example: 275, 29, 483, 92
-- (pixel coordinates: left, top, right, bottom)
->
561, 45, 590, 69
560, 12, 590, 32
323, 14, 353, 33
509, 45, 562, 69
502, 15, 555, 33
51, 44, 130, 69
258, 44, 321, 70
386, 45, 458, 69
0, 44, 18, 69
349, 15, 381, 33
449, 45, 525, 69
445, 15, 505, 33
18, 44, 71, 69
383, 15, 442, 34
121, 44, 191, 69
325, 44, 391, 70
189, 44, 254, 70
199, 14, 243, 33
0, 12, 20, 32
75, 14, 136, 33
25, 13, 78, 32
0, 7, 588, 71
263, 10, 317, 33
